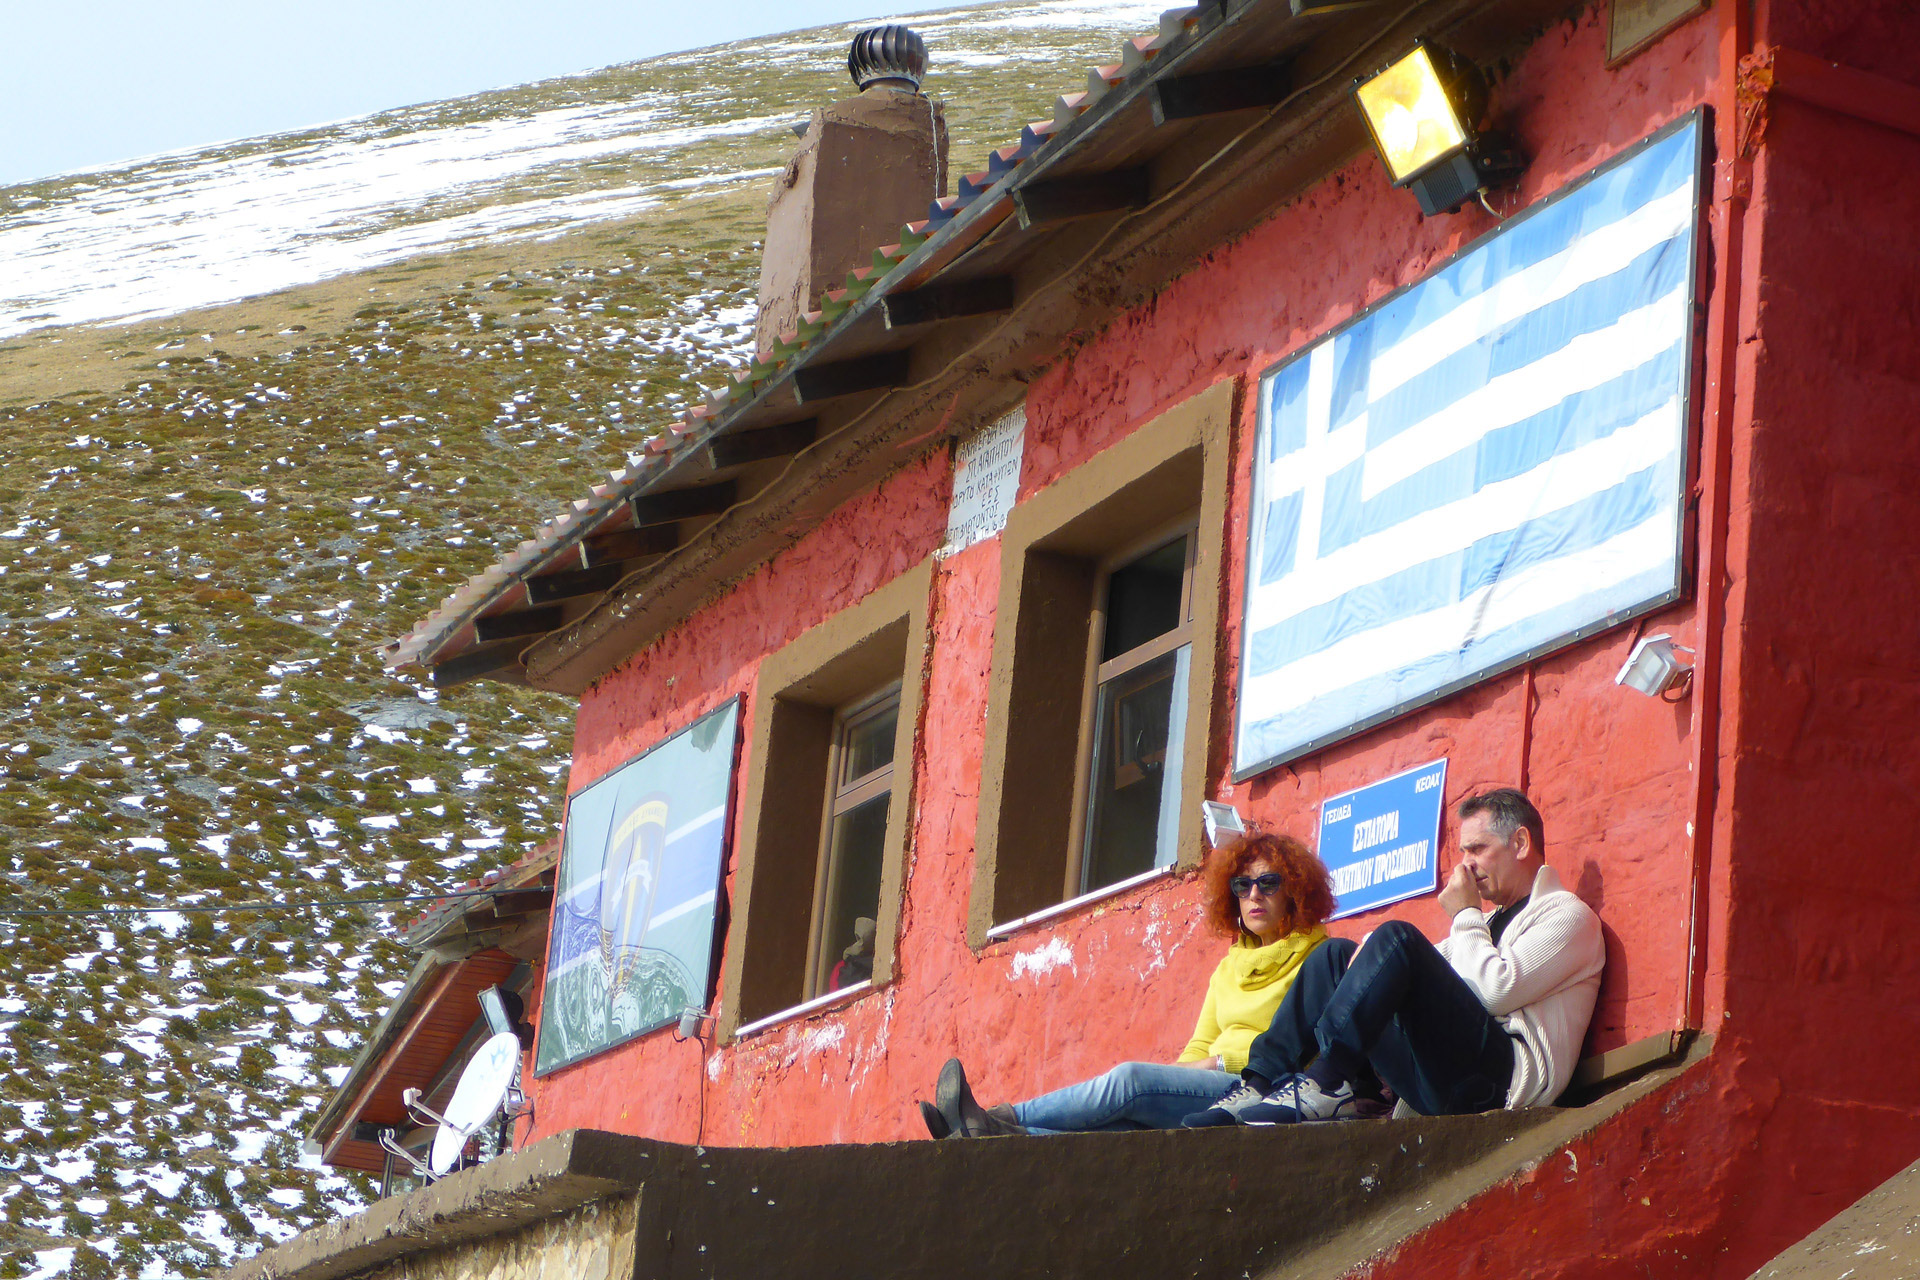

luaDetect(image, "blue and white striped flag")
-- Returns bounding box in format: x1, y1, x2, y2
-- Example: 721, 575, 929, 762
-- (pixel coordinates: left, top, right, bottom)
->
1234, 116, 1703, 778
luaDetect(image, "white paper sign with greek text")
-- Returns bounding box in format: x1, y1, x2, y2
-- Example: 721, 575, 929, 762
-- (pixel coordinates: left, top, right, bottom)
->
944, 405, 1026, 554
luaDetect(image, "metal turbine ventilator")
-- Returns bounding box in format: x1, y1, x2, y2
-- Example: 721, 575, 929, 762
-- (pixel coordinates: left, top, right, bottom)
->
848, 25, 929, 93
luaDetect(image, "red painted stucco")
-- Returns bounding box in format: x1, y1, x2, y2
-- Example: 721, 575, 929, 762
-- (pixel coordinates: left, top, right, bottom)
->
508, 0, 1920, 1271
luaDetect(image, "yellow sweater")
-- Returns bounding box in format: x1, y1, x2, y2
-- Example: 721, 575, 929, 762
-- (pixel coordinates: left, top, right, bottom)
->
1176, 927, 1328, 1073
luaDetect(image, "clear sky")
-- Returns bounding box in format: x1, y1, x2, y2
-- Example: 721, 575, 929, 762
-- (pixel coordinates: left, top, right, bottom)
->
4, 1, 961, 187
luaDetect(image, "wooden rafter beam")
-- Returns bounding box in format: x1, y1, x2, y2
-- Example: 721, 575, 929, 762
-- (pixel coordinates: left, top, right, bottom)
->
1012, 167, 1151, 230
431, 641, 525, 689
705, 419, 819, 468
1148, 59, 1294, 125
473, 606, 562, 643
526, 564, 624, 605
881, 278, 1016, 329
584, 525, 679, 566
482, 888, 555, 919
793, 350, 912, 403
631, 481, 738, 528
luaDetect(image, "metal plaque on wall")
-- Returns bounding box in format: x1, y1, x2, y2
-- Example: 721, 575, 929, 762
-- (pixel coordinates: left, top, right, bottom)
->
1609, 0, 1710, 66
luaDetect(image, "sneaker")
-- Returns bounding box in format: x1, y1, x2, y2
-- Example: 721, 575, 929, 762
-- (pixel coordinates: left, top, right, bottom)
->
1180, 1078, 1270, 1128
1240, 1074, 1361, 1126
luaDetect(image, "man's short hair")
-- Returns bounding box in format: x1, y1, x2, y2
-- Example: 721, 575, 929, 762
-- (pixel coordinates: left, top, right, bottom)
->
1457, 788, 1545, 855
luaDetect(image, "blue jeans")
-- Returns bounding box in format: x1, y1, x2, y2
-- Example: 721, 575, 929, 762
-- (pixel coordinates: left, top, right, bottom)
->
1012, 1061, 1237, 1134
1243, 922, 1515, 1116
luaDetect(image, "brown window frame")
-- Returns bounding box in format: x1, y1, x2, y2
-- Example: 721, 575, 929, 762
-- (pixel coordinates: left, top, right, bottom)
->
1063, 522, 1200, 896
804, 683, 901, 998
969, 381, 1236, 947
719, 558, 932, 1039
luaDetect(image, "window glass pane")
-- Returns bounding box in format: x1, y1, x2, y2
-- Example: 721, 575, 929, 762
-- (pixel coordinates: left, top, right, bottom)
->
816, 792, 889, 993
1081, 645, 1187, 893
1150, 644, 1190, 869
1102, 536, 1188, 660
839, 703, 898, 788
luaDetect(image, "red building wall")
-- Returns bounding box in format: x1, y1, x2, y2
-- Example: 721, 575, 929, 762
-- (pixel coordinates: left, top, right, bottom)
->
520, 0, 1724, 1155
514, 1, 1920, 1270
1331, 1, 1920, 1275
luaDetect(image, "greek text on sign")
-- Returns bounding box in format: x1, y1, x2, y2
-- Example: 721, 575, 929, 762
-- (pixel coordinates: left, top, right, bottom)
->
944, 405, 1026, 553
1319, 758, 1448, 920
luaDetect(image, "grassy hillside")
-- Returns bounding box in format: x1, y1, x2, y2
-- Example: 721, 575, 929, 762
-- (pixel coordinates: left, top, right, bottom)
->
0, 4, 1166, 1276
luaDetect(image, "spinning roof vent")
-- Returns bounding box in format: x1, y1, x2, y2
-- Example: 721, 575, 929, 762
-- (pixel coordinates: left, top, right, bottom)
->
848, 26, 928, 93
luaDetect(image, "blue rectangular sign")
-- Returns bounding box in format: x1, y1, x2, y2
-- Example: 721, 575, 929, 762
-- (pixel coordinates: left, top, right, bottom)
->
1319, 758, 1448, 920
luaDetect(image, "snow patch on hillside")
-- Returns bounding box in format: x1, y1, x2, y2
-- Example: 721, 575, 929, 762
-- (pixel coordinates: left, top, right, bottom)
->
0, 105, 795, 339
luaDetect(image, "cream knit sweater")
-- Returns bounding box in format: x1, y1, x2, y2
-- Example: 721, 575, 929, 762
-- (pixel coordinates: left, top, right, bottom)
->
1438, 863, 1605, 1108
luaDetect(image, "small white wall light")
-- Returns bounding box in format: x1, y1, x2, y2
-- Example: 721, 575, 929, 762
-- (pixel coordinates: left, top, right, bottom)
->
1615, 634, 1695, 699
1202, 800, 1247, 849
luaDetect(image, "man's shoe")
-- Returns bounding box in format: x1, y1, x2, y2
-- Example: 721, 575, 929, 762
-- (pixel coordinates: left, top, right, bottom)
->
1240, 1075, 1362, 1126
934, 1058, 1025, 1137
1180, 1078, 1270, 1128
918, 1100, 951, 1139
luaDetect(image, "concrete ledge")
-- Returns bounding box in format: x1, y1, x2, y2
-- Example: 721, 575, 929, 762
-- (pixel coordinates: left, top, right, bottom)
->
1276, 1039, 1715, 1278
1752, 1150, 1920, 1279
664, 1108, 1555, 1279
230, 1050, 1713, 1280
229, 1129, 677, 1280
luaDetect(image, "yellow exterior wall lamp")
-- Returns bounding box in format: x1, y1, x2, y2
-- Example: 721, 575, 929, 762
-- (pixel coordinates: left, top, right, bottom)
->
1354, 43, 1525, 216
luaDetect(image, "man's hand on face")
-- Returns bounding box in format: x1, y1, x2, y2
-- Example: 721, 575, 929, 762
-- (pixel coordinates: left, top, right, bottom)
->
1437, 862, 1482, 918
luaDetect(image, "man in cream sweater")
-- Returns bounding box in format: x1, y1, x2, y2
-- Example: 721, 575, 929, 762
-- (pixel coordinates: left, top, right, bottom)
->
1186, 788, 1604, 1126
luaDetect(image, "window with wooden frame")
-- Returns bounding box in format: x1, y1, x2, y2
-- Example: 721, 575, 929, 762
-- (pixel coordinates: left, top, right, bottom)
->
808, 686, 900, 998
1072, 526, 1197, 896
969, 381, 1233, 946
719, 559, 931, 1038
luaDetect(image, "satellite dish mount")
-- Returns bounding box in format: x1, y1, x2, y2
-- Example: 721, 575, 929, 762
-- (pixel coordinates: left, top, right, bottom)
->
378, 1030, 531, 1182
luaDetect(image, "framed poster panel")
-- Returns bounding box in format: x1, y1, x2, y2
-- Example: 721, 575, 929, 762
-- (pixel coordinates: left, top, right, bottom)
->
535, 699, 739, 1075
1233, 112, 1706, 779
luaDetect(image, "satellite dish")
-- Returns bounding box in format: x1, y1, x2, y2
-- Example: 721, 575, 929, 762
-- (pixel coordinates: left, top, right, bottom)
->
427, 1031, 524, 1175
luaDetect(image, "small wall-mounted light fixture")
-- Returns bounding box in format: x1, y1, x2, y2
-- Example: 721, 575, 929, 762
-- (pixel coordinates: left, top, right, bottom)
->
1353, 43, 1524, 216
675, 1006, 711, 1042
1615, 634, 1695, 699
1202, 800, 1247, 850
478, 985, 534, 1052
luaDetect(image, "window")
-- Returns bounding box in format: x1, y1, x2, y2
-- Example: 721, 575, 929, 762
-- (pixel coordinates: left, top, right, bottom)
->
720, 559, 932, 1036
809, 688, 899, 997
969, 381, 1234, 945
1076, 530, 1196, 894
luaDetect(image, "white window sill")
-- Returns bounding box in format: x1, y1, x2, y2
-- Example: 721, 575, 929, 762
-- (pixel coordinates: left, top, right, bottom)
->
731, 980, 874, 1040
985, 863, 1177, 941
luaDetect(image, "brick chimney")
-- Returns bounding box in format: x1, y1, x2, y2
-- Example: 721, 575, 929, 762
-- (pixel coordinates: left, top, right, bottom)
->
754, 26, 949, 354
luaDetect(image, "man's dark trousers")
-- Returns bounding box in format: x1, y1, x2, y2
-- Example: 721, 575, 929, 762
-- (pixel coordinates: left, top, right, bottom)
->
1244, 920, 1516, 1115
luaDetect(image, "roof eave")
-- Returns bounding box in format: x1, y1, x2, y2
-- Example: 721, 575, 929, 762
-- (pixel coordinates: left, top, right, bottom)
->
393, 0, 1571, 696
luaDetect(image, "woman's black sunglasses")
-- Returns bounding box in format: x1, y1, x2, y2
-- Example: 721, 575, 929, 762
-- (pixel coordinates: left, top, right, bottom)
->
1230, 873, 1285, 898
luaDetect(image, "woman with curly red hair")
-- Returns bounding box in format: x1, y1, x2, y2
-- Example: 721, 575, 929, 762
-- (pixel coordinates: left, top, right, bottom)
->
921, 830, 1335, 1137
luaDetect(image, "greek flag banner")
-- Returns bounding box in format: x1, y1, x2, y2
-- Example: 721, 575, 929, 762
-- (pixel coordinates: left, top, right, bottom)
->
1233, 114, 1703, 778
